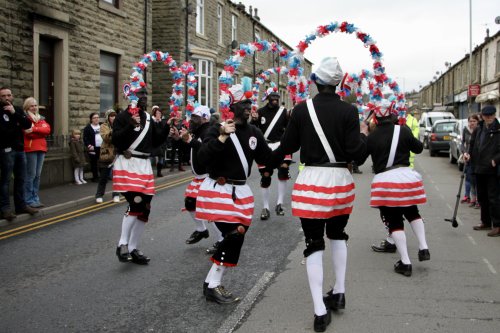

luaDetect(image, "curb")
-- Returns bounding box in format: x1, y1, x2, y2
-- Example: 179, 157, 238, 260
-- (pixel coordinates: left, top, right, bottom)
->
0, 171, 189, 228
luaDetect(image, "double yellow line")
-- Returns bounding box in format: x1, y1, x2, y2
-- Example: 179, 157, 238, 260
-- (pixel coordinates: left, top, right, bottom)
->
0, 175, 192, 240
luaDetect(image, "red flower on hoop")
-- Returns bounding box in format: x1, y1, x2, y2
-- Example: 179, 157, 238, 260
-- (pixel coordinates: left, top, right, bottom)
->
318, 25, 329, 35
297, 41, 308, 53
339, 22, 348, 32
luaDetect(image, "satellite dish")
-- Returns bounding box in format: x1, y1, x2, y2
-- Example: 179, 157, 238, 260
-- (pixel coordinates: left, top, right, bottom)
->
495, 16, 500, 24
231, 40, 238, 50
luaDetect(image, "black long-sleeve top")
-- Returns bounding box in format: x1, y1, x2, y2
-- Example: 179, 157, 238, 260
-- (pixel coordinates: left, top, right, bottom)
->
197, 122, 280, 180
279, 92, 367, 164
359, 120, 423, 173
112, 108, 169, 154
188, 122, 211, 175
468, 119, 500, 175
0, 106, 32, 151
250, 104, 288, 143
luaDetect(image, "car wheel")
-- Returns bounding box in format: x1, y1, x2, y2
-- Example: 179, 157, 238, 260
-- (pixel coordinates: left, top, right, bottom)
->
449, 150, 457, 164
430, 149, 437, 157
423, 138, 428, 149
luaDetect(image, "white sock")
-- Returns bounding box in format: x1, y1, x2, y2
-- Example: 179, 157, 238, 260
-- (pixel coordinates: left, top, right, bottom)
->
79, 168, 85, 182
128, 219, 146, 252
306, 251, 327, 316
74, 168, 81, 183
391, 230, 411, 265
206, 263, 226, 288
386, 236, 395, 245
330, 240, 347, 294
410, 218, 429, 250
261, 187, 270, 210
277, 180, 287, 205
189, 211, 207, 232
118, 215, 137, 246
210, 222, 224, 242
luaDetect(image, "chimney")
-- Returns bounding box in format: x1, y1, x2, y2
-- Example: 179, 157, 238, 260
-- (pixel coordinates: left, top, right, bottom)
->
249, 5, 252, 16
486, 28, 490, 39
254, 8, 260, 21
237, 2, 245, 11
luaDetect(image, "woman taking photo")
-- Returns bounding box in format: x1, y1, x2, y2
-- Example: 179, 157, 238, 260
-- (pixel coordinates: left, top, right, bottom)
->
23, 97, 51, 208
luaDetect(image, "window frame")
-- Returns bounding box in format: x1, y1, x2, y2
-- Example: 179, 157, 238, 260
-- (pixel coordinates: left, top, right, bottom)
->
194, 58, 214, 108
231, 14, 238, 42
99, 51, 119, 116
217, 3, 223, 45
196, 0, 205, 35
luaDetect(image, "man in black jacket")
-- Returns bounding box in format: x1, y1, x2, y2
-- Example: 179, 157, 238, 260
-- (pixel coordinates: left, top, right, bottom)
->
0, 87, 39, 221
278, 58, 368, 332
250, 86, 291, 220
464, 105, 500, 236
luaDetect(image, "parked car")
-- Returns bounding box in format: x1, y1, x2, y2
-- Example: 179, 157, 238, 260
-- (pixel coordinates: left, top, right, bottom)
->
428, 119, 457, 157
418, 111, 455, 149
448, 119, 467, 170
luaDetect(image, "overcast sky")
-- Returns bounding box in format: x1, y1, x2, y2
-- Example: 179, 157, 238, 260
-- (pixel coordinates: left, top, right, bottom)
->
239, 0, 500, 92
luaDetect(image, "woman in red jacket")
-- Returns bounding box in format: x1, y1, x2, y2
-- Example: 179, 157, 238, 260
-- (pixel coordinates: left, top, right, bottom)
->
23, 97, 51, 208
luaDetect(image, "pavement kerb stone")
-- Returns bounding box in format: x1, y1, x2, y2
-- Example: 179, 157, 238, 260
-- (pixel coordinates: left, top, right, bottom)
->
0, 172, 189, 228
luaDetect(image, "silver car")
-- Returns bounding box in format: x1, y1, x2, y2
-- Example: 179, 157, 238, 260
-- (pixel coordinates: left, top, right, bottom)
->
448, 119, 467, 171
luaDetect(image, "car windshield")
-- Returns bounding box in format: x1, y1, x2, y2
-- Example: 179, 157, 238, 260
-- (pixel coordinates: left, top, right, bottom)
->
434, 123, 455, 133
428, 116, 453, 126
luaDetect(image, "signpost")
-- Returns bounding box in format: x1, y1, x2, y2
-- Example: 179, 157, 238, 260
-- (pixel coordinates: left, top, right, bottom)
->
468, 84, 481, 97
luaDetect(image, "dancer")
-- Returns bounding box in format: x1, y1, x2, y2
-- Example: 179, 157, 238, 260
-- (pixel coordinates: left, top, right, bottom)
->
278, 57, 368, 332
112, 88, 169, 264
250, 84, 292, 220
195, 78, 281, 304
359, 99, 430, 277
179, 105, 223, 252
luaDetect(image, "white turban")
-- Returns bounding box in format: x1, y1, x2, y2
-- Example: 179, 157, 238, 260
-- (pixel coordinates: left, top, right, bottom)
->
312, 57, 344, 86
192, 105, 211, 119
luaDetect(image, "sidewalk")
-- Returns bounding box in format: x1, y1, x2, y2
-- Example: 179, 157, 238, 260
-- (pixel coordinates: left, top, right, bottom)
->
0, 169, 190, 227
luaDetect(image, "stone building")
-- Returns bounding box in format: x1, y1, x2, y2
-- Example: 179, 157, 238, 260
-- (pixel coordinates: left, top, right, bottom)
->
152, 0, 313, 113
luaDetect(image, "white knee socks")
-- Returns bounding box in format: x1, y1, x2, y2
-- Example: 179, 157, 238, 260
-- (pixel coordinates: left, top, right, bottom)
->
277, 180, 287, 205
189, 211, 207, 232
410, 218, 429, 250
306, 251, 327, 316
261, 187, 270, 210
128, 219, 146, 252
391, 230, 411, 264
118, 215, 136, 246
206, 263, 226, 288
330, 240, 347, 294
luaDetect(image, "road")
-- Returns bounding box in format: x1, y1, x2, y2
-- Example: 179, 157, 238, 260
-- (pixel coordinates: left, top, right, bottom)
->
1, 152, 499, 333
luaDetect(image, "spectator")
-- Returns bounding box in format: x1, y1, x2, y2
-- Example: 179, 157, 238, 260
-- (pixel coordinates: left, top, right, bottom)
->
95, 109, 119, 203
0, 87, 38, 221
150, 106, 167, 177
464, 105, 500, 236
461, 114, 480, 207
167, 111, 186, 172
23, 97, 51, 208
69, 129, 87, 185
83, 112, 102, 182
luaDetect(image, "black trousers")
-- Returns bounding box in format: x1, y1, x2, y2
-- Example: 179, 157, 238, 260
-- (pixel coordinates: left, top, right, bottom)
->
476, 174, 500, 227
95, 166, 118, 198
379, 205, 421, 233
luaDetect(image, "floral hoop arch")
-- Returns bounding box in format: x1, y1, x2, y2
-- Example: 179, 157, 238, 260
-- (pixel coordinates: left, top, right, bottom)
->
287, 21, 387, 106
219, 39, 297, 120
251, 66, 309, 112
340, 70, 407, 120
127, 51, 197, 115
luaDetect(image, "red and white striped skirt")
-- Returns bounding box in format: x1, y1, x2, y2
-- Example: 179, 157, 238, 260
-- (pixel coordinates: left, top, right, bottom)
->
370, 167, 426, 207
184, 174, 208, 198
291, 167, 355, 219
195, 178, 254, 226
112, 155, 155, 195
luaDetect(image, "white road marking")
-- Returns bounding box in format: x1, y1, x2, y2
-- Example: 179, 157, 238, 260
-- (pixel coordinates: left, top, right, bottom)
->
446, 204, 452, 211
466, 234, 477, 245
482, 258, 497, 275
217, 271, 275, 333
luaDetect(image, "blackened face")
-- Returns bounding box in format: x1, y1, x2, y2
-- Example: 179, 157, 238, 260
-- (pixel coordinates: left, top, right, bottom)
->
189, 114, 203, 131
231, 100, 252, 123
268, 96, 280, 109
136, 90, 148, 111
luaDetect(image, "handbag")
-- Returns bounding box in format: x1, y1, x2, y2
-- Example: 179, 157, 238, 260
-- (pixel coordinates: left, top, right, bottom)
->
99, 144, 115, 163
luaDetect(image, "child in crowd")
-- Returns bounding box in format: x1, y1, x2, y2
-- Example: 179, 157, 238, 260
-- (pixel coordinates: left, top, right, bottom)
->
69, 129, 87, 185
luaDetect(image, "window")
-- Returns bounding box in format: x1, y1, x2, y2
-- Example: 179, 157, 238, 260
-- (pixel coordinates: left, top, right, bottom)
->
217, 4, 223, 44
194, 59, 213, 107
496, 40, 500, 74
196, 0, 204, 35
231, 14, 238, 41
484, 48, 489, 81
100, 52, 119, 116
254, 30, 260, 61
102, 0, 118, 8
